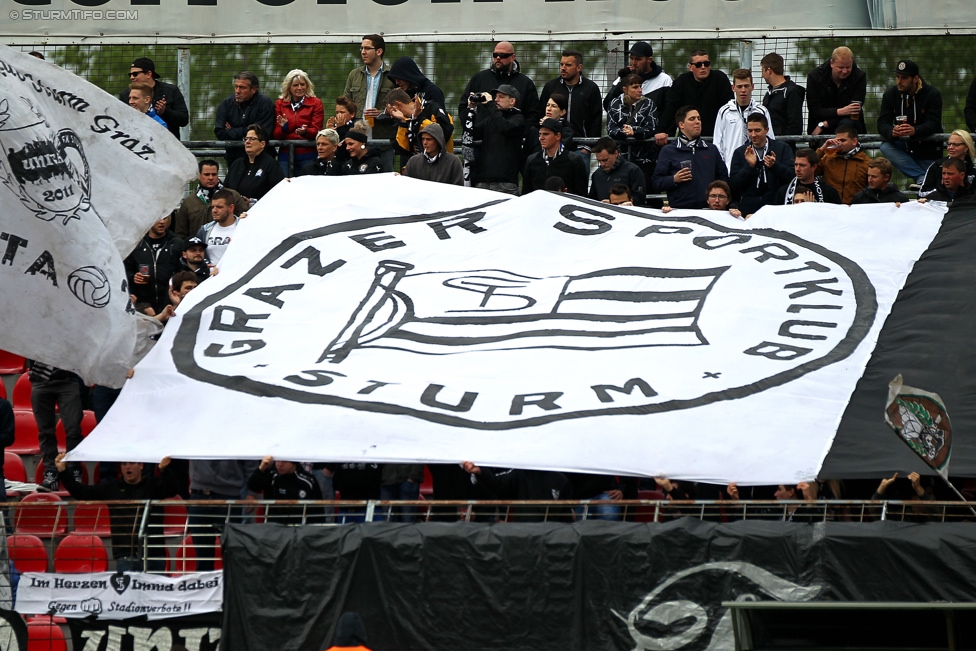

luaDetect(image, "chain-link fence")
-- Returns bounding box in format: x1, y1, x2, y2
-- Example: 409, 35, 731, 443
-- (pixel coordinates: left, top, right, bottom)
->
14, 36, 974, 143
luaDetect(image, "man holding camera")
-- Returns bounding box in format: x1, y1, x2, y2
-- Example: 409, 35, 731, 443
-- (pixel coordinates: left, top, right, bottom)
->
471, 85, 526, 195
458, 41, 540, 185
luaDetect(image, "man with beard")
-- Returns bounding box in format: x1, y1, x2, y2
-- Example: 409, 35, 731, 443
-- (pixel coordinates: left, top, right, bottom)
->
175, 160, 248, 239
539, 49, 603, 144
659, 49, 732, 140
605, 42, 673, 148
815, 125, 870, 204
772, 148, 842, 205
458, 41, 540, 185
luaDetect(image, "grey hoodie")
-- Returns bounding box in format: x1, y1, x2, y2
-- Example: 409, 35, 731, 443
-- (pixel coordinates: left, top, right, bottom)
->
402, 123, 464, 185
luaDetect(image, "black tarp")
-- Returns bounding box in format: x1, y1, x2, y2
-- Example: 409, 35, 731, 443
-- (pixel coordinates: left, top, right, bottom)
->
221, 520, 976, 651
825, 203, 976, 478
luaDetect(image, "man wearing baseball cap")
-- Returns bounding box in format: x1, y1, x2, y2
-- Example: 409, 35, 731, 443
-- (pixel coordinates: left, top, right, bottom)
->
470, 84, 526, 195
878, 59, 943, 184
522, 117, 588, 196
604, 42, 672, 139
180, 236, 213, 280
118, 56, 189, 140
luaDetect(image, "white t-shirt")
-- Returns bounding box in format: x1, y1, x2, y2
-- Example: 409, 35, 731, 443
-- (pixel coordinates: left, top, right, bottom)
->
206, 220, 238, 266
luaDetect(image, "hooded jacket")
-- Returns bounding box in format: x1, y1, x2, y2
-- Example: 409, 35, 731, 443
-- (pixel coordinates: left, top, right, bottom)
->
388, 56, 446, 107
327, 612, 371, 650
815, 144, 871, 204
806, 59, 867, 134
403, 123, 463, 185
603, 61, 672, 124
659, 68, 732, 137
878, 79, 944, 162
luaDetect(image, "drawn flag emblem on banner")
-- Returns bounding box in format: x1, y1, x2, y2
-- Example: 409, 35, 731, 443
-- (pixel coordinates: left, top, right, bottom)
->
322, 261, 727, 362
884, 374, 952, 477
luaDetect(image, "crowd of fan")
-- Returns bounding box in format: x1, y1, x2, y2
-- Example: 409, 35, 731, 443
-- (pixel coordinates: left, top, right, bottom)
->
3, 41, 970, 568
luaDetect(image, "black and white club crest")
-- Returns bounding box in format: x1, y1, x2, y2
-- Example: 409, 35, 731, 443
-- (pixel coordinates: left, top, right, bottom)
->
173, 197, 874, 429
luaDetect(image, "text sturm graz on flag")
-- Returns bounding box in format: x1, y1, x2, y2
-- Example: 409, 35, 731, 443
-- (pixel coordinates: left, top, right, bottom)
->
173, 200, 877, 428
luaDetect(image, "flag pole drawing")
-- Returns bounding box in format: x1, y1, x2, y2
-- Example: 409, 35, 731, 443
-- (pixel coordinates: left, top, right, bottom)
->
322, 261, 729, 363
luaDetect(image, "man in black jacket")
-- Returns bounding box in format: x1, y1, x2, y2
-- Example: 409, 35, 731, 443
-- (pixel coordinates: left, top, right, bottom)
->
605, 42, 673, 146
729, 114, 795, 215
123, 215, 184, 314
214, 72, 276, 165
462, 461, 573, 522
761, 52, 805, 141
523, 118, 588, 196
851, 158, 910, 204
118, 57, 188, 141
589, 137, 646, 205
472, 85, 526, 195
659, 49, 731, 139
878, 59, 943, 184
772, 148, 842, 205
56, 453, 183, 572
248, 456, 323, 525
458, 41, 540, 185
806, 47, 867, 136
539, 49, 603, 142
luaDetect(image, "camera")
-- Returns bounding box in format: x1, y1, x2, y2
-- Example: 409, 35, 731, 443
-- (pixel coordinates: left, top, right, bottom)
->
469, 92, 490, 104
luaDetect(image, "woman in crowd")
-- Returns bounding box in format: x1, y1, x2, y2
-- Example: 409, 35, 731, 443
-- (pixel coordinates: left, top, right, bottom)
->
327, 96, 358, 168
342, 123, 383, 175
528, 93, 574, 156
300, 129, 342, 177
663, 180, 742, 218
273, 69, 324, 176
918, 129, 976, 198
606, 69, 658, 180
224, 124, 285, 204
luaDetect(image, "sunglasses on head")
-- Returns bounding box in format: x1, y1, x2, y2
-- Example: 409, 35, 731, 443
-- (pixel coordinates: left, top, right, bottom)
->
692, 61, 711, 68
492, 52, 514, 59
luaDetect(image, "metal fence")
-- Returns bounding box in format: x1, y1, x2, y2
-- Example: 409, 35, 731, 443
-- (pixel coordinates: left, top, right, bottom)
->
2, 498, 973, 576
14, 35, 975, 143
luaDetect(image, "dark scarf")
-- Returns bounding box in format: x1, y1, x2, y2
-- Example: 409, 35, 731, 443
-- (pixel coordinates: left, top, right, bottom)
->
196, 182, 223, 204
784, 177, 826, 204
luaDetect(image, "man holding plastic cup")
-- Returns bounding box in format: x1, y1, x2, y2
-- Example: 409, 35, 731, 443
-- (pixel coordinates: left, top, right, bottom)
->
878, 59, 944, 184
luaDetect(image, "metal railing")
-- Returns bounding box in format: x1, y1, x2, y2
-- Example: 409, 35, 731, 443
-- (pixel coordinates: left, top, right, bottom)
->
190, 132, 963, 178
2, 498, 973, 575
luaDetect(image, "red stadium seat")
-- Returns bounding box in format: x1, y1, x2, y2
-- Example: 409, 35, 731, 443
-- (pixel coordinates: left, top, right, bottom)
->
162, 498, 188, 537
54, 410, 98, 449
12, 373, 32, 410
72, 503, 112, 537
633, 490, 667, 523
8, 410, 40, 456
6, 534, 50, 573
0, 350, 26, 375
15, 493, 68, 537
26, 619, 67, 651
4, 451, 27, 483
54, 534, 108, 573
173, 535, 222, 575
5, 450, 27, 498
420, 465, 433, 497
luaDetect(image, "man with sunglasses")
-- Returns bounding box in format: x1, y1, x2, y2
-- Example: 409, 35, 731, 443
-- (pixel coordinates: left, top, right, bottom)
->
117, 57, 188, 141
659, 50, 733, 141
458, 41, 540, 186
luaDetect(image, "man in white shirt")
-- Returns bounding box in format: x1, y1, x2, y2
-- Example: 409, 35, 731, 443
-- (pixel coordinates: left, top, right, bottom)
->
195, 189, 238, 268
713, 69, 775, 172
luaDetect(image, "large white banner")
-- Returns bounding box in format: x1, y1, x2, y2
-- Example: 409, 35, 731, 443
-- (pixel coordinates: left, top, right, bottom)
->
0, 45, 198, 387
1, 0, 972, 43
15, 571, 222, 620
67, 176, 945, 484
